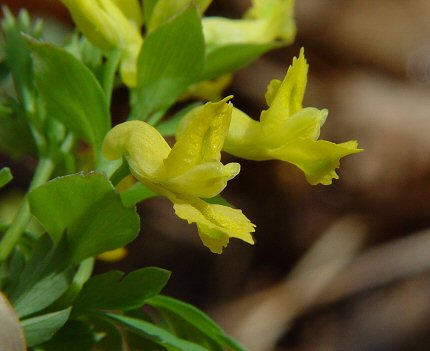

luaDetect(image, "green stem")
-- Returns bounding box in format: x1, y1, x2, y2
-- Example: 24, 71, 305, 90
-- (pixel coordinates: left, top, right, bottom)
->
52, 257, 95, 310
73, 257, 95, 289
0, 157, 55, 263
60, 132, 75, 154
109, 158, 130, 186
103, 49, 122, 107
146, 109, 166, 126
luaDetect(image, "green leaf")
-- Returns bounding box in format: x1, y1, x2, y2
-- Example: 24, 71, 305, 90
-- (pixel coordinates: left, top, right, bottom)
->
122, 309, 166, 350
1, 8, 42, 104
28, 40, 110, 154
40, 320, 97, 351
125, 331, 165, 351
7, 235, 73, 318
148, 295, 245, 351
102, 313, 208, 351
148, 0, 211, 32
132, 5, 205, 119
0, 59, 10, 83
73, 267, 170, 313
201, 42, 280, 81
120, 182, 157, 207
0, 101, 37, 158
143, 0, 159, 26
21, 307, 71, 347
205, 194, 232, 207
0, 167, 13, 188
157, 309, 223, 351
91, 317, 123, 351
28, 172, 140, 263
2, 248, 26, 294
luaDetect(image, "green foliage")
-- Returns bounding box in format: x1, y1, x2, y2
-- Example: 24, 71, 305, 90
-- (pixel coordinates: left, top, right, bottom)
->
28, 172, 140, 263
102, 313, 209, 351
29, 40, 110, 156
148, 295, 245, 351
120, 182, 158, 207
142, 0, 159, 27
0, 1, 308, 349
1, 8, 42, 108
41, 320, 97, 351
147, 0, 211, 32
0, 102, 37, 158
132, 5, 205, 119
5, 235, 72, 318
21, 308, 71, 347
73, 267, 170, 312
0, 167, 13, 189
202, 43, 280, 80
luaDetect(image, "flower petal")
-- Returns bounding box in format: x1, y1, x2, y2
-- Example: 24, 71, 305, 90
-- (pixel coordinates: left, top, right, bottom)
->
270, 139, 362, 185
264, 107, 328, 148
223, 107, 266, 160
203, 0, 295, 46
164, 97, 233, 177
111, 0, 143, 27
244, 0, 296, 41
173, 196, 255, 254
203, 18, 269, 46
61, 0, 138, 50
181, 75, 232, 101
222, 49, 363, 185
197, 229, 230, 255
119, 38, 143, 87
225, 106, 328, 159
260, 48, 308, 129
102, 121, 171, 181
97, 247, 128, 262
163, 161, 240, 198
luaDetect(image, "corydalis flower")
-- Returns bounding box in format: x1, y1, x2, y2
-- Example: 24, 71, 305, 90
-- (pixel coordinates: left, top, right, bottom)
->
103, 98, 255, 253
61, 0, 143, 86
178, 50, 362, 185
225, 49, 362, 185
203, 0, 296, 46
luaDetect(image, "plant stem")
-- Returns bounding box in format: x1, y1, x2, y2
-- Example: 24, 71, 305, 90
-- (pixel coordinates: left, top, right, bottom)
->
52, 257, 95, 310
0, 157, 55, 263
73, 257, 95, 289
103, 49, 121, 107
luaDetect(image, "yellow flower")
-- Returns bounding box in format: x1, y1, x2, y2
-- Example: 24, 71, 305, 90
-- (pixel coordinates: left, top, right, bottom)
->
61, 0, 143, 86
178, 50, 362, 185
97, 247, 128, 262
226, 49, 362, 185
203, 0, 296, 46
181, 75, 233, 102
103, 98, 255, 253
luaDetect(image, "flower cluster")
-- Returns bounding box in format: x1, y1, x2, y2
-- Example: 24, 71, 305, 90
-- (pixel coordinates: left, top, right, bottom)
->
103, 50, 362, 253
63, 1, 361, 253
